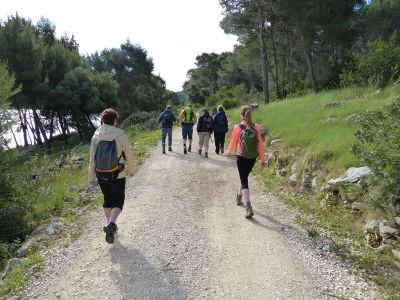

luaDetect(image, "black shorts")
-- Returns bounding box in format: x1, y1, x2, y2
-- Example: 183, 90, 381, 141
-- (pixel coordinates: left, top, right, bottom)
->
98, 177, 126, 210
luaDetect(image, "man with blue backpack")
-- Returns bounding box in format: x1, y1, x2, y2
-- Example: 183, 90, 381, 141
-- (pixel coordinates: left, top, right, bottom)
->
88, 108, 135, 244
213, 105, 229, 154
158, 105, 177, 154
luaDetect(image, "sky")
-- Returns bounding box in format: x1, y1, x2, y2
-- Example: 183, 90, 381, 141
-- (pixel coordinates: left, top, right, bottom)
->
0, 0, 238, 91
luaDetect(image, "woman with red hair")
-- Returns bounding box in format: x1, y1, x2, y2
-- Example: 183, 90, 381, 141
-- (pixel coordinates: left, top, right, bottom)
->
88, 108, 134, 244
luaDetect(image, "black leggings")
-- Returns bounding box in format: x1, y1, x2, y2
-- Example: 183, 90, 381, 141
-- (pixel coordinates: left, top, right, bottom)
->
214, 132, 226, 151
236, 155, 256, 189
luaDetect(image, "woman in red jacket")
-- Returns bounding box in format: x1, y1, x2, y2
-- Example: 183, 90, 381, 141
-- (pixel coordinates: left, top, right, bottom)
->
228, 105, 266, 218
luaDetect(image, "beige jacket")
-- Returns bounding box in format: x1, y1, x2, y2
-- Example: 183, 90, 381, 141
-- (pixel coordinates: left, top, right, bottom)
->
88, 124, 134, 183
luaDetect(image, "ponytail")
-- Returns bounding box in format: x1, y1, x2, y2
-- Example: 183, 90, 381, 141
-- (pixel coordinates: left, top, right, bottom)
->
240, 105, 254, 129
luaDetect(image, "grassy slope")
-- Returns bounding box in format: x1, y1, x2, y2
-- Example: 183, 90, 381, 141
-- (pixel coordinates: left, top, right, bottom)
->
227, 85, 400, 298
228, 85, 400, 174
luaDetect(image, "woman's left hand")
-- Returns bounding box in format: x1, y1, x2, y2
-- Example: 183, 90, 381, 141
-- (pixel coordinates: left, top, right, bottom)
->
260, 161, 266, 168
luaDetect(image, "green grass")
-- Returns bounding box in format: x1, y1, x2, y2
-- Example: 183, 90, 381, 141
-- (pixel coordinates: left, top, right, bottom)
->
227, 85, 400, 174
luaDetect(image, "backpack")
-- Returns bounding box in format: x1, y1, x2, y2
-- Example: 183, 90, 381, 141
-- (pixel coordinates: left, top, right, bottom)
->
239, 124, 258, 159
216, 114, 225, 126
161, 111, 173, 127
202, 115, 213, 132
94, 140, 123, 180
184, 108, 193, 123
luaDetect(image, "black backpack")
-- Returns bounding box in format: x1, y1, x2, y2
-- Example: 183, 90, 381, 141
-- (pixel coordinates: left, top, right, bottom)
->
94, 140, 124, 180
161, 111, 173, 127
202, 115, 213, 132
216, 114, 225, 126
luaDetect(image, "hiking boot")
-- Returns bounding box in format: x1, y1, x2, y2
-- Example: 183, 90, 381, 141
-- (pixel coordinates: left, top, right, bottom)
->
110, 222, 118, 232
103, 222, 115, 244
162, 146, 166, 154
215, 149, 219, 155
236, 193, 243, 205
245, 205, 254, 218
183, 146, 187, 154
204, 152, 208, 158
221, 148, 224, 154
188, 145, 192, 152
168, 146, 172, 152
198, 149, 202, 155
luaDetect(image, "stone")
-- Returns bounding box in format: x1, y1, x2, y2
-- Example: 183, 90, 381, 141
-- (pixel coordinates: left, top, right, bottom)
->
56, 157, 66, 168
328, 167, 372, 185
291, 161, 298, 174
47, 222, 62, 236
278, 157, 289, 169
325, 117, 338, 124
324, 184, 339, 193
364, 220, 382, 249
266, 153, 275, 167
395, 217, 400, 227
312, 177, 318, 190
17, 238, 40, 258
278, 168, 288, 177
64, 197, 74, 203
379, 220, 399, 243
301, 171, 313, 190
72, 156, 84, 162
392, 250, 400, 261
249, 102, 258, 109
3, 258, 24, 278
324, 101, 342, 109
30, 225, 49, 237
376, 88, 382, 94
351, 202, 363, 213
31, 171, 39, 180
270, 139, 283, 147
290, 174, 298, 187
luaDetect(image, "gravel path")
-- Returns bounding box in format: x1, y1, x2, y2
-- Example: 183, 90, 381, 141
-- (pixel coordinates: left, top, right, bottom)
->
13, 129, 383, 300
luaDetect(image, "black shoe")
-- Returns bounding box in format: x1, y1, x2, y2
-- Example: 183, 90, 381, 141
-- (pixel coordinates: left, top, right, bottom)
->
162, 146, 166, 154
168, 147, 172, 152
183, 146, 187, 154
188, 145, 192, 152
204, 152, 208, 158
215, 149, 219, 155
221, 148, 224, 154
103, 222, 115, 244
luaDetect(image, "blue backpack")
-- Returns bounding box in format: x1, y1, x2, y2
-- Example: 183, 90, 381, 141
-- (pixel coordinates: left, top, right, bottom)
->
162, 111, 173, 127
95, 140, 123, 180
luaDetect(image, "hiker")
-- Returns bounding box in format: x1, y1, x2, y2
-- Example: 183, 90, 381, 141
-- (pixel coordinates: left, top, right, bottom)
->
196, 108, 214, 158
213, 105, 229, 154
228, 105, 266, 218
158, 105, 177, 154
88, 108, 134, 244
179, 103, 197, 154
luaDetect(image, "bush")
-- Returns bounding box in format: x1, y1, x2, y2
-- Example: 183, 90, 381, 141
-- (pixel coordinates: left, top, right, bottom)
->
205, 84, 250, 112
352, 100, 400, 209
120, 111, 159, 130
341, 33, 400, 87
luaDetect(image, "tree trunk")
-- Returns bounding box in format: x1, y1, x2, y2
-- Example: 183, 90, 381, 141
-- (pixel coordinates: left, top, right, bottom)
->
303, 49, 318, 93
268, 26, 282, 99
18, 109, 29, 146
49, 110, 55, 142
57, 111, 68, 144
33, 109, 51, 153
10, 127, 19, 148
258, 0, 270, 103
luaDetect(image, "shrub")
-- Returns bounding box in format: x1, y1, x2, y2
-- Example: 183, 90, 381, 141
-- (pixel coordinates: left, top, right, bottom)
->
205, 84, 250, 112
352, 100, 400, 209
341, 33, 400, 87
120, 111, 159, 130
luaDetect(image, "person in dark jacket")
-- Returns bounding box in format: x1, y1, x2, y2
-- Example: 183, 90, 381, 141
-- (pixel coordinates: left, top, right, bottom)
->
197, 108, 214, 158
157, 105, 177, 154
213, 105, 229, 154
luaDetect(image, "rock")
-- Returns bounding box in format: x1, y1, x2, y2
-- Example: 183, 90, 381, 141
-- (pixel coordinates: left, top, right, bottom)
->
364, 220, 382, 249
270, 139, 283, 147
324, 184, 339, 193
249, 102, 258, 109
324, 101, 342, 109
395, 217, 400, 227
278, 157, 289, 169
376, 88, 382, 94
72, 156, 84, 162
278, 168, 288, 177
266, 153, 275, 167
312, 177, 317, 190
328, 167, 372, 185
301, 171, 313, 190
346, 113, 362, 124
47, 222, 62, 236
64, 197, 74, 203
30, 225, 49, 237
291, 161, 298, 174
56, 157, 66, 168
392, 250, 400, 261
31, 171, 39, 180
323, 192, 339, 206
379, 220, 399, 244
17, 238, 40, 258
351, 202, 363, 213
290, 173, 298, 187
3, 258, 24, 278
325, 117, 338, 124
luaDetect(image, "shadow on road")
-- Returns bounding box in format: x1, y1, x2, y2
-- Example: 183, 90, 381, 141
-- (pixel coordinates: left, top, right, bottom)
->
109, 239, 187, 299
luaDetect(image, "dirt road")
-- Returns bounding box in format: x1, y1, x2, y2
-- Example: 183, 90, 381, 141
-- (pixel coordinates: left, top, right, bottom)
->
17, 129, 382, 300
